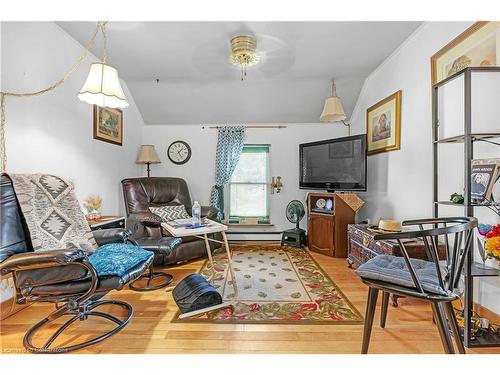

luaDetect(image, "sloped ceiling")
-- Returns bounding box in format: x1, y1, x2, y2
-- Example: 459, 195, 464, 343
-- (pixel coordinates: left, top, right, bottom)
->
57, 21, 421, 124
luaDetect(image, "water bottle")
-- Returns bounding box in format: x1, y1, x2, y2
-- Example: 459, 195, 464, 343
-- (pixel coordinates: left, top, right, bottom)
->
192, 201, 201, 225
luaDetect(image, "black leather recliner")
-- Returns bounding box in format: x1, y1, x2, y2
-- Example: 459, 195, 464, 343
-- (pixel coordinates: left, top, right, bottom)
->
0, 174, 154, 353
121, 177, 222, 266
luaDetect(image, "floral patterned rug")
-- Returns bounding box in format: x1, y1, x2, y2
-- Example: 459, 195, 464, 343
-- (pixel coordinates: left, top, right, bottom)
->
173, 245, 363, 324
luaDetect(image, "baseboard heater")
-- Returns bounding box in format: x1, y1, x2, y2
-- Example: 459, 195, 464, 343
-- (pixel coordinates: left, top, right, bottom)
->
226, 231, 282, 242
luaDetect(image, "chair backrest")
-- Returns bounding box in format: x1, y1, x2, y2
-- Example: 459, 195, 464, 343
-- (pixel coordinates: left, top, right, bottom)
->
121, 177, 192, 215
0, 174, 33, 262
373, 217, 477, 294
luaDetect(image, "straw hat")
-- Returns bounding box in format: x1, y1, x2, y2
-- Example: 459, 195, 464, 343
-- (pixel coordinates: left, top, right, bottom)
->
369, 219, 403, 233
378, 219, 402, 232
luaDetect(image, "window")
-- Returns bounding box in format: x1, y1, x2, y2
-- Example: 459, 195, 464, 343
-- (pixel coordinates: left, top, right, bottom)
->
227, 145, 270, 224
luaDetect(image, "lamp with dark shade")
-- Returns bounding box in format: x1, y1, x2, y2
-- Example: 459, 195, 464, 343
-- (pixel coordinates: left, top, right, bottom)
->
136, 145, 161, 177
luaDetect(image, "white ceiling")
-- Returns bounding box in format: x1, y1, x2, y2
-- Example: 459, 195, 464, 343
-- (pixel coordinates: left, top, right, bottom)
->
57, 21, 422, 124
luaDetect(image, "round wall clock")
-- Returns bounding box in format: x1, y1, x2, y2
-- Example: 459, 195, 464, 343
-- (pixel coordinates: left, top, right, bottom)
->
167, 140, 191, 165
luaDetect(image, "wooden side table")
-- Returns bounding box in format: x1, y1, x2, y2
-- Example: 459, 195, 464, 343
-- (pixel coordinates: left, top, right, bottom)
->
87, 216, 125, 231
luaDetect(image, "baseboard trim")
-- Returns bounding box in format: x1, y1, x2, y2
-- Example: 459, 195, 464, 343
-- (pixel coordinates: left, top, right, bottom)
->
227, 233, 282, 241
226, 231, 282, 235
229, 239, 280, 245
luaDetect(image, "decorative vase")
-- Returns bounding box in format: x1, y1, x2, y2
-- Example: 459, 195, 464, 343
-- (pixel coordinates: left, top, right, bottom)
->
87, 209, 101, 220
476, 237, 489, 269
485, 257, 499, 269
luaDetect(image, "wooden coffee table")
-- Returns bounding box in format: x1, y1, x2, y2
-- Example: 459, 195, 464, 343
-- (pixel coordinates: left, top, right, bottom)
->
161, 219, 238, 319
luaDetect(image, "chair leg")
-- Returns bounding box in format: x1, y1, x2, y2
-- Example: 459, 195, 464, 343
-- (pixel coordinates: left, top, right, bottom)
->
361, 287, 379, 354
430, 302, 454, 354
380, 291, 389, 328
129, 264, 173, 292
24, 300, 133, 353
444, 302, 466, 354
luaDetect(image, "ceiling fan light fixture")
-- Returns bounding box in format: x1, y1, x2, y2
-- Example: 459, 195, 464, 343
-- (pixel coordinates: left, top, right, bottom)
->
230, 35, 260, 80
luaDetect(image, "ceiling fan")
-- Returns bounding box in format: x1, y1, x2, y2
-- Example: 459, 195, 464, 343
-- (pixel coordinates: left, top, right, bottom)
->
192, 32, 294, 81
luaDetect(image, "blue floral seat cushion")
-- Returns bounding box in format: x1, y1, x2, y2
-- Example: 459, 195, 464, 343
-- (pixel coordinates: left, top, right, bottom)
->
88, 243, 154, 278
355, 255, 447, 296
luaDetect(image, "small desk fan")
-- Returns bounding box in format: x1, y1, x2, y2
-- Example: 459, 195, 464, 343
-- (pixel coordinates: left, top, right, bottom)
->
281, 200, 307, 247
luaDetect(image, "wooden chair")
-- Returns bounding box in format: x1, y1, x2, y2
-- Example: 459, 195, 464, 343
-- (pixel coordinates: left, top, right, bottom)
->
356, 217, 477, 354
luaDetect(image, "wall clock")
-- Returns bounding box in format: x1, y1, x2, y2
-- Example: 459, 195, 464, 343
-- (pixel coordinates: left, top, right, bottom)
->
167, 140, 191, 165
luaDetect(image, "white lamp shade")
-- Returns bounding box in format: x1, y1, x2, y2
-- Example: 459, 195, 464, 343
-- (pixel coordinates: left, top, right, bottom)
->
136, 145, 161, 164
78, 63, 129, 109
320, 95, 347, 123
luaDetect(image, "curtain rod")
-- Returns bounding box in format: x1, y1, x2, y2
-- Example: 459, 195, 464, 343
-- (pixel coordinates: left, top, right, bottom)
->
202, 125, 287, 129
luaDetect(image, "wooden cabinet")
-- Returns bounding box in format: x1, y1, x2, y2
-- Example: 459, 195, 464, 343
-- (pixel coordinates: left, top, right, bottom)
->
307, 193, 363, 258
308, 214, 334, 256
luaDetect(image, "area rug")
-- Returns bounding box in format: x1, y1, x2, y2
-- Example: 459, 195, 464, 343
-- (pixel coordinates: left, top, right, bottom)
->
172, 245, 363, 324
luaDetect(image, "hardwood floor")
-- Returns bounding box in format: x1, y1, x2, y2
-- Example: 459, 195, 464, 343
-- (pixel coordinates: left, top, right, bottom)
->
1, 246, 499, 354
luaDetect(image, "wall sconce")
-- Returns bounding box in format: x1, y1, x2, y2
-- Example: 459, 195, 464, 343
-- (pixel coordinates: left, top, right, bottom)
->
271, 176, 283, 194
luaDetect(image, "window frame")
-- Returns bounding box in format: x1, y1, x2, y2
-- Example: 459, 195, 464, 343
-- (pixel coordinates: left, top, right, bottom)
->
225, 144, 271, 225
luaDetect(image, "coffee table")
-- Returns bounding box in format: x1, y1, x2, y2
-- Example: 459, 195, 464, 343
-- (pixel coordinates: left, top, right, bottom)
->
161, 219, 238, 319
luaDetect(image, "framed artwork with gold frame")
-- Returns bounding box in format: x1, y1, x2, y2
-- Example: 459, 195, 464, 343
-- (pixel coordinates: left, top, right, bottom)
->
431, 21, 500, 85
93, 105, 123, 146
366, 90, 401, 155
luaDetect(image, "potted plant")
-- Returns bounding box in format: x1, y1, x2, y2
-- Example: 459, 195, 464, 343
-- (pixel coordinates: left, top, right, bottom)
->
84, 195, 102, 220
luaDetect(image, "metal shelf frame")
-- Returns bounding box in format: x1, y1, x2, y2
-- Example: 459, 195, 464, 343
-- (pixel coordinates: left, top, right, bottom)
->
432, 66, 500, 348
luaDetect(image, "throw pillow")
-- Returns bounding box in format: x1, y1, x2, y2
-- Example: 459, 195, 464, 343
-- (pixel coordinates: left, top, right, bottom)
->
149, 204, 190, 222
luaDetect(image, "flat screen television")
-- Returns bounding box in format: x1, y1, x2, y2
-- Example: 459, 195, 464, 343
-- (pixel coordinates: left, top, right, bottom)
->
299, 134, 367, 192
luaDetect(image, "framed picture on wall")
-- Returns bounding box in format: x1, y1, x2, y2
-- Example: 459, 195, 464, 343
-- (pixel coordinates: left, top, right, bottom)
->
431, 21, 500, 85
366, 90, 401, 155
93, 105, 123, 146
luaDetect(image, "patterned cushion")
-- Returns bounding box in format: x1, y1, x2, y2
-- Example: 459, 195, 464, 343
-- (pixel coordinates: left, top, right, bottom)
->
89, 243, 154, 277
355, 255, 447, 296
10, 174, 97, 251
149, 205, 190, 222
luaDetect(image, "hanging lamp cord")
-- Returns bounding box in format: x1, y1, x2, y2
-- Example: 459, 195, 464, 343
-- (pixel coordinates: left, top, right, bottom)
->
0, 21, 107, 173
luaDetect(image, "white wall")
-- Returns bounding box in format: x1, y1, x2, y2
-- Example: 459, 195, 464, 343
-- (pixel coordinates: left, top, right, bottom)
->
1, 22, 144, 215
349, 21, 500, 314
350, 22, 469, 221
142, 123, 350, 238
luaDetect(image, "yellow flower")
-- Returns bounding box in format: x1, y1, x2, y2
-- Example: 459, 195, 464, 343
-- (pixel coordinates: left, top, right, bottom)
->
485, 236, 500, 260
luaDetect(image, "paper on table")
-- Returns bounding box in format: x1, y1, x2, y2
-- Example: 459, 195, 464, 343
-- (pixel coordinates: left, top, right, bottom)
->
166, 218, 193, 228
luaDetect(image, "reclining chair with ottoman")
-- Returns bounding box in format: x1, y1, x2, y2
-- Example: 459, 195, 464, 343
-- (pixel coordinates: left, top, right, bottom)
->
0, 174, 156, 353
121, 177, 221, 291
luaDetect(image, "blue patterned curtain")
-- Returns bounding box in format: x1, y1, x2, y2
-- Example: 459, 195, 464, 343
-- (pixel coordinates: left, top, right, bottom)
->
209, 126, 246, 220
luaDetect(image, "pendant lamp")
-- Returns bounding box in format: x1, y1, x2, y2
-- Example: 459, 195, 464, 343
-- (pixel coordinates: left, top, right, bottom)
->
78, 22, 128, 109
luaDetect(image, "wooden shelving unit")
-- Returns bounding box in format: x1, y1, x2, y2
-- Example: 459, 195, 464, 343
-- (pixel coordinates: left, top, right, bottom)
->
432, 66, 500, 348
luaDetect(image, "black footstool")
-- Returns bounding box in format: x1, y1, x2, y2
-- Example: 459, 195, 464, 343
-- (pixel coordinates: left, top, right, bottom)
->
130, 237, 182, 291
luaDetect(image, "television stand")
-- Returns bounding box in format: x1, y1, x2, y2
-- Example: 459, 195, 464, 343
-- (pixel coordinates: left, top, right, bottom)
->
307, 192, 364, 258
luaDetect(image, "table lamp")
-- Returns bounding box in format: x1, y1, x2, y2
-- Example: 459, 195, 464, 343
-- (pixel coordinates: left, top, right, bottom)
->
136, 145, 161, 177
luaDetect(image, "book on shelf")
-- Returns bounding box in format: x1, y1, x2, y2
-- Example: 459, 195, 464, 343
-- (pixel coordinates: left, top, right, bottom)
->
471, 158, 500, 203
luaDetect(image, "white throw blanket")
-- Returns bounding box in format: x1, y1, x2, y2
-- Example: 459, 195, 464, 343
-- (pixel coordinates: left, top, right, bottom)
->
10, 174, 97, 252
